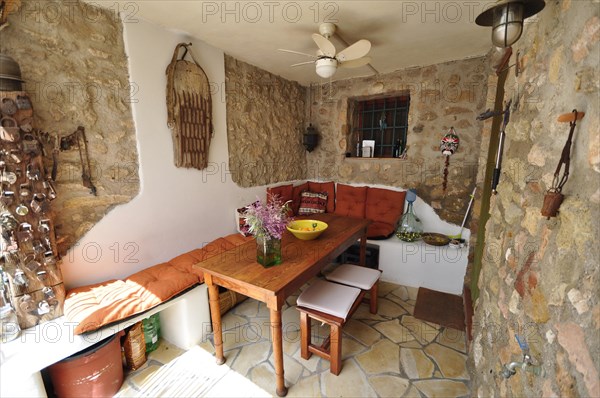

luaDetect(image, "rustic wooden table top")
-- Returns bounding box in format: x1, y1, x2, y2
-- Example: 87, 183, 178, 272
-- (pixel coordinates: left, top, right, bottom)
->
194, 213, 370, 308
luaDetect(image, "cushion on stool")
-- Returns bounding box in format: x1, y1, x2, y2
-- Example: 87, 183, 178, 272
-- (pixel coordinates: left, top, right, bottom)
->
297, 280, 361, 320
326, 264, 381, 290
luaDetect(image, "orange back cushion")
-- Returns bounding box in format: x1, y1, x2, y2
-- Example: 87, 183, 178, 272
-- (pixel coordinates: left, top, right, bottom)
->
334, 184, 368, 218
308, 181, 335, 213
365, 187, 406, 226
267, 184, 293, 205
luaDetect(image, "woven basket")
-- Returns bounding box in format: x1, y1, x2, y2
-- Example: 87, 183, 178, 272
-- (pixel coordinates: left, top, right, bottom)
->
123, 322, 146, 370
219, 290, 247, 315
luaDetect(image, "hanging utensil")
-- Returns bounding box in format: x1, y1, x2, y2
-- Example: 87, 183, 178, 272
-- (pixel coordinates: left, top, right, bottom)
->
59, 126, 97, 195
541, 109, 585, 219
477, 99, 512, 194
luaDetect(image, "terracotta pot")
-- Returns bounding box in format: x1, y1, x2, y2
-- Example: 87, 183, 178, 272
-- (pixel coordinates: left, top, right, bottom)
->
48, 333, 124, 397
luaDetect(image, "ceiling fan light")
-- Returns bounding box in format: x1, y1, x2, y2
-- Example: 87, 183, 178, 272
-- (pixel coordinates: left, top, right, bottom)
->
315, 58, 337, 78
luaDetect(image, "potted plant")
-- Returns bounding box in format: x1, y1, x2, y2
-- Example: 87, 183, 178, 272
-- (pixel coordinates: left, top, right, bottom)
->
243, 197, 292, 267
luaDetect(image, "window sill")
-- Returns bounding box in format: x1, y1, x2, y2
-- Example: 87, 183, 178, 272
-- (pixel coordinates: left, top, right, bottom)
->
344, 156, 407, 161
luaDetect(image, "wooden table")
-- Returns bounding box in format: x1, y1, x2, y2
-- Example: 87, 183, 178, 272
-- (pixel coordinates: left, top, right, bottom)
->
194, 213, 370, 396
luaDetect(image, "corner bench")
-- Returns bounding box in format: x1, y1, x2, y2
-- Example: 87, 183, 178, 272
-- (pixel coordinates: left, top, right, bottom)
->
0, 233, 252, 397
267, 181, 471, 295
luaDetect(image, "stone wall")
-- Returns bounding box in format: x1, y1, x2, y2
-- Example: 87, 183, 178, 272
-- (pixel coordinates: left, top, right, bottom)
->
225, 56, 306, 187
470, 2, 599, 397
306, 57, 489, 225
1, 0, 138, 253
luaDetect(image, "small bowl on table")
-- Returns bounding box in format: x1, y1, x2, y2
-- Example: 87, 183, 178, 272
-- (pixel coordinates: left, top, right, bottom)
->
287, 220, 328, 241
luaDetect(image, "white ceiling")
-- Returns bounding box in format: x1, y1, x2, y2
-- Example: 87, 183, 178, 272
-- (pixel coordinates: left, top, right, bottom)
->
109, 0, 495, 86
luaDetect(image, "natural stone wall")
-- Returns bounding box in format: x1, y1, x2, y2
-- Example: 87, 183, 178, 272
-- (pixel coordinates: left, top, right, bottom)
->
470, 2, 600, 397
1, 0, 139, 253
225, 56, 306, 187
307, 57, 489, 225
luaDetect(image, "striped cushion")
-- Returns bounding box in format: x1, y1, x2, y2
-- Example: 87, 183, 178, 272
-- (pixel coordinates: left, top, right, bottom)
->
298, 191, 328, 215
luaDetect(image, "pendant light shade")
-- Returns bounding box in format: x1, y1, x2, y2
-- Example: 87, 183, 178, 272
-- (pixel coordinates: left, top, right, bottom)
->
476, 0, 545, 48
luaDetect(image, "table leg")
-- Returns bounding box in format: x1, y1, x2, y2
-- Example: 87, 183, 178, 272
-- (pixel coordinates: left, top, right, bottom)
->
359, 232, 367, 266
270, 308, 288, 397
208, 284, 226, 365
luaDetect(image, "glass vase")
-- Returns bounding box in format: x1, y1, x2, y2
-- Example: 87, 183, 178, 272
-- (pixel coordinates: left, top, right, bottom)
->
396, 190, 423, 242
256, 235, 282, 267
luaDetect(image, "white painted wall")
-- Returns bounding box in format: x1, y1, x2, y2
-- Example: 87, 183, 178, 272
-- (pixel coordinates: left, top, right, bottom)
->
60, 19, 264, 289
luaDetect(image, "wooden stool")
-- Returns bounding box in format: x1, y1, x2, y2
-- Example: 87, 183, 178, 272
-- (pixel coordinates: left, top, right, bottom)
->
296, 280, 364, 375
325, 264, 382, 314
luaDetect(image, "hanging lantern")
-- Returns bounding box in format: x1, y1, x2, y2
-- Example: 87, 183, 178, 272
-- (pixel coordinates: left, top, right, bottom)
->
440, 127, 460, 192
303, 124, 319, 152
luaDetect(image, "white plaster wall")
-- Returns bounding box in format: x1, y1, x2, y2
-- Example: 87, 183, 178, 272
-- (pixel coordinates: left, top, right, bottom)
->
60, 19, 264, 289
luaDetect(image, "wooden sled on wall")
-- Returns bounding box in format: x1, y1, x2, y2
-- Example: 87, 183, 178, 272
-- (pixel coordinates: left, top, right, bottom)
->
166, 43, 213, 170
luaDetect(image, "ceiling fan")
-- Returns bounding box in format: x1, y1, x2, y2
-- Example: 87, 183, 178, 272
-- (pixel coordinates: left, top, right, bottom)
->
279, 23, 372, 79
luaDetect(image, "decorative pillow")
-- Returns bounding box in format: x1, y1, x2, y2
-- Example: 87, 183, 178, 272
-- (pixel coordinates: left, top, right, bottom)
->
236, 202, 258, 237
308, 181, 335, 213
298, 191, 328, 215
291, 182, 309, 215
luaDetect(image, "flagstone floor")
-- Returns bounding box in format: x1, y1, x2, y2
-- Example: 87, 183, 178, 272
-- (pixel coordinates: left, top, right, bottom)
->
116, 279, 470, 397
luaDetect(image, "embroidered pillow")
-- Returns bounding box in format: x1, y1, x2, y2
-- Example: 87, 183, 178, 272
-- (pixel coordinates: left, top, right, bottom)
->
298, 191, 328, 215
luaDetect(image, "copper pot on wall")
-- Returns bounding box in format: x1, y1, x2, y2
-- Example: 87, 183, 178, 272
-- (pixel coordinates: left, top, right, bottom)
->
0, 54, 24, 91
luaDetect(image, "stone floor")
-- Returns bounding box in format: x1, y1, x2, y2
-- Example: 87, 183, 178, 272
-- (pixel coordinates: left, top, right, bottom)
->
116, 279, 470, 397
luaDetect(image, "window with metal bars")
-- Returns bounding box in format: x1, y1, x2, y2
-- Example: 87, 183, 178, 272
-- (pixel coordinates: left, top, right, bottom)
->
351, 95, 410, 158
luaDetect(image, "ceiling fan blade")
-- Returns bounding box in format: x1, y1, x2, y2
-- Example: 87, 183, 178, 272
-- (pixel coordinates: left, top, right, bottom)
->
336, 39, 371, 62
278, 48, 317, 59
291, 61, 316, 67
339, 56, 372, 68
311, 33, 336, 57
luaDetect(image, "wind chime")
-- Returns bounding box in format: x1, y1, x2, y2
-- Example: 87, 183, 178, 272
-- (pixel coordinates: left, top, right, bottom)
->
440, 127, 460, 192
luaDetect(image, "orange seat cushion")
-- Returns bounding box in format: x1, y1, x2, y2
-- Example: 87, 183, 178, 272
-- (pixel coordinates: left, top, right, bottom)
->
367, 221, 397, 240
64, 279, 152, 335
365, 188, 406, 239
64, 234, 253, 335
125, 263, 198, 307
308, 181, 335, 213
334, 184, 368, 219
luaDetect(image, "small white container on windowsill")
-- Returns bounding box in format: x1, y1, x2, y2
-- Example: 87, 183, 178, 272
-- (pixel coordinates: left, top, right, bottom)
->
362, 140, 375, 158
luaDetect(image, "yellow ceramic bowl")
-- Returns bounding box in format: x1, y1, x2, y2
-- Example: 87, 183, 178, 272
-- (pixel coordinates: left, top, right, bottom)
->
287, 220, 328, 241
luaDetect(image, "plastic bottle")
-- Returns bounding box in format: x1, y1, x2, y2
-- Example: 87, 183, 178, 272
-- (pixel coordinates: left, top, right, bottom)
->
142, 314, 159, 352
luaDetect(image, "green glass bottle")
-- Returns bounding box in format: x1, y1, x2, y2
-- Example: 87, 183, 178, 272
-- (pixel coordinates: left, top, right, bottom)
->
396, 189, 423, 242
